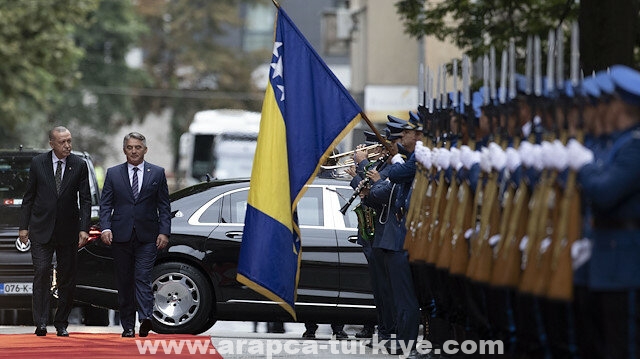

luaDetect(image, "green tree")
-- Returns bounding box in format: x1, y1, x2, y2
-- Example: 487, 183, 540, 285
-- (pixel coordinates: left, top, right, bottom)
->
49, 0, 149, 155
395, 0, 638, 73
0, 0, 99, 147
134, 0, 265, 172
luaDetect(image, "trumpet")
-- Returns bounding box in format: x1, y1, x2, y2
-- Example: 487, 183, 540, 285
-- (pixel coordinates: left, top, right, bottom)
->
321, 151, 383, 170
327, 143, 383, 159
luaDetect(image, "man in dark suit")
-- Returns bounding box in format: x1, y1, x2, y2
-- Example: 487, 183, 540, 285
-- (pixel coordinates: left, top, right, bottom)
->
99, 132, 170, 338
19, 126, 91, 337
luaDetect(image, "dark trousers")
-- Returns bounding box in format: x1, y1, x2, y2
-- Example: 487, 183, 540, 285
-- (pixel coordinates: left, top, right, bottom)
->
31, 240, 77, 329
573, 285, 605, 359
362, 245, 395, 339
112, 231, 157, 331
591, 290, 640, 359
371, 247, 396, 338
382, 249, 420, 347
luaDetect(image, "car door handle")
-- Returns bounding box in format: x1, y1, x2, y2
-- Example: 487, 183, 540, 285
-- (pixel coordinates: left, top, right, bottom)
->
225, 231, 244, 239
348, 235, 358, 243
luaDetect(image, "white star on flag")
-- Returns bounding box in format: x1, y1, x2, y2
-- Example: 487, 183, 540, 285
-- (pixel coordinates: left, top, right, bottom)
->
277, 85, 285, 101
271, 56, 283, 79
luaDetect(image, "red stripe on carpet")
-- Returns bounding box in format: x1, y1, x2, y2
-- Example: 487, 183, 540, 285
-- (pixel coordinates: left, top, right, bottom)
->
0, 333, 224, 358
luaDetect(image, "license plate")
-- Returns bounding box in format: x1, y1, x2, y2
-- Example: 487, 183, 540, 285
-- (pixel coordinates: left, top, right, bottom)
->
0, 282, 33, 295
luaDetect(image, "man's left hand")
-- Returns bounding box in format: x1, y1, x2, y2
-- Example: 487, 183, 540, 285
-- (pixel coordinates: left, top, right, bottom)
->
78, 231, 89, 248
156, 234, 169, 250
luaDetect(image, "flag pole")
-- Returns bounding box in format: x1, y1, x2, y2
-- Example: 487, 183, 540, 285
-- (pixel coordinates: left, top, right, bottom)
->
360, 111, 395, 154
271, 0, 280, 8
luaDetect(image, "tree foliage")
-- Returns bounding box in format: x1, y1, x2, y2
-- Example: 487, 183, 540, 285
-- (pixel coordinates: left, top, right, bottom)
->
49, 0, 149, 155
134, 0, 265, 171
394, 0, 639, 74
0, 0, 99, 147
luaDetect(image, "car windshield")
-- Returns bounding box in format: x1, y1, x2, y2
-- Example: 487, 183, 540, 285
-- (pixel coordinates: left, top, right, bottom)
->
0, 156, 31, 202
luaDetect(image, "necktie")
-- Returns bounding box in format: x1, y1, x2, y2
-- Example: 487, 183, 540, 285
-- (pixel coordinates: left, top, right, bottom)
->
55, 160, 63, 193
132, 167, 139, 200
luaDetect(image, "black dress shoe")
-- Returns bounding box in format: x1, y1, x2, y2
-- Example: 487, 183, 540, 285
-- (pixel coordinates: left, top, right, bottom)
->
34, 325, 47, 336
122, 329, 135, 338
355, 326, 374, 338
56, 328, 69, 337
301, 330, 316, 339
139, 318, 152, 337
333, 330, 349, 339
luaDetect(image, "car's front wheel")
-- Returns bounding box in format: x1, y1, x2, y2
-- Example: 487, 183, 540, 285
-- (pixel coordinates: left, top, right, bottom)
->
151, 262, 214, 334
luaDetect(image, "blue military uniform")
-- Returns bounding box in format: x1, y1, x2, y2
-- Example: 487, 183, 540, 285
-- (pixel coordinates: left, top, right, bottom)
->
369, 144, 420, 353
577, 66, 640, 359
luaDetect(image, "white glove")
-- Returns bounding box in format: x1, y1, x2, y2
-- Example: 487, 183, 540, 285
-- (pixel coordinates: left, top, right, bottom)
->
505, 147, 521, 172
540, 141, 555, 170
422, 147, 433, 169
531, 144, 544, 171
566, 139, 594, 171
551, 139, 568, 171
449, 147, 462, 171
572, 238, 593, 270
479, 146, 492, 173
470, 150, 481, 168
437, 148, 451, 169
391, 153, 405, 164
518, 141, 534, 168
431, 148, 440, 169
460, 145, 474, 170
415, 142, 424, 165
489, 142, 506, 171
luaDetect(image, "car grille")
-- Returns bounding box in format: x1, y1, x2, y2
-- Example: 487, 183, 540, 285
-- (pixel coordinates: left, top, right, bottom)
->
0, 230, 20, 251
0, 229, 35, 277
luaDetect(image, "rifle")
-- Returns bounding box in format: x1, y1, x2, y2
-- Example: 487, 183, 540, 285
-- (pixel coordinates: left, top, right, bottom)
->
404, 161, 429, 259
519, 160, 556, 294
467, 52, 504, 284
491, 170, 530, 288
425, 93, 451, 265
546, 168, 580, 300
409, 105, 437, 264
448, 177, 470, 276
547, 22, 582, 301
436, 127, 462, 270
435, 171, 458, 270
490, 41, 523, 288
426, 156, 448, 264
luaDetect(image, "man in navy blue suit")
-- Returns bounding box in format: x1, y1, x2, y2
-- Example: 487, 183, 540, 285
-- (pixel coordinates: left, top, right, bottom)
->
100, 132, 171, 338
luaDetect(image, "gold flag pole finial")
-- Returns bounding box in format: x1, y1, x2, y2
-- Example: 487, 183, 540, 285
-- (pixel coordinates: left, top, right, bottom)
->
272, 0, 280, 8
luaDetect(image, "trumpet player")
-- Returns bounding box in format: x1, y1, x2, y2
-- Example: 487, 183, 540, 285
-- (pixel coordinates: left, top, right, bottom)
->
344, 129, 398, 343
366, 114, 423, 355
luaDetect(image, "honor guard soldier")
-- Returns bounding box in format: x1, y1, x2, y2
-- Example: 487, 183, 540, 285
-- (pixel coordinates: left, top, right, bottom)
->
576, 65, 640, 359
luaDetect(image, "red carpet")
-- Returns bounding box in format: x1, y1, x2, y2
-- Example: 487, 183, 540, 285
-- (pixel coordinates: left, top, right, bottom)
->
0, 332, 224, 358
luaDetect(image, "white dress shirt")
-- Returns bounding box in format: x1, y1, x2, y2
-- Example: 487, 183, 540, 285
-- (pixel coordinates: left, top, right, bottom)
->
128, 161, 145, 194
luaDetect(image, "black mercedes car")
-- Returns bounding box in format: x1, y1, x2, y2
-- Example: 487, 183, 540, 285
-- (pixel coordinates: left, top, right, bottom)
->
74, 177, 376, 334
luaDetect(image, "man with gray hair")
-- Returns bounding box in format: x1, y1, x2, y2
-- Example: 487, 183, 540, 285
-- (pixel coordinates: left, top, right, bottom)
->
100, 132, 171, 338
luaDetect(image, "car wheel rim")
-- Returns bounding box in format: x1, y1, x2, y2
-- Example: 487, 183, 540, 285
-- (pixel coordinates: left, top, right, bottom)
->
152, 272, 201, 327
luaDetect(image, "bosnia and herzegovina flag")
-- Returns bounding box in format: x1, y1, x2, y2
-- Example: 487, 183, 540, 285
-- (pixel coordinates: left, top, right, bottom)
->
236, 5, 362, 320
